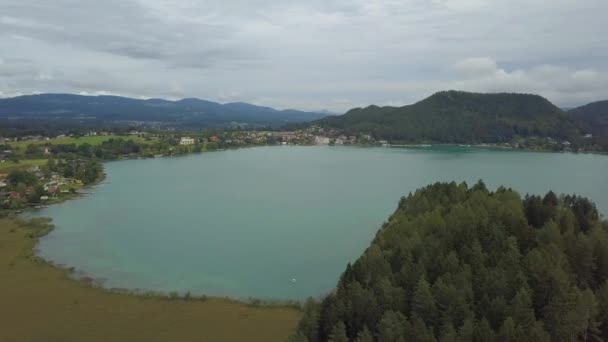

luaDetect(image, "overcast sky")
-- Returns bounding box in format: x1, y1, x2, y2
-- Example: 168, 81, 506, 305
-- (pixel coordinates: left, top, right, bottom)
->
1, 0, 607, 112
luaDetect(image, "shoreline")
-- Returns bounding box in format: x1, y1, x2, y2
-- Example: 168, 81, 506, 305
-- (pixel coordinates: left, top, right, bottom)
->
17, 144, 313, 307
0, 217, 301, 341
28, 216, 303, 308
374, 142, 608, 155
7, 145, 305, 308
35, 219, 303, 307
10, 143, 608, 308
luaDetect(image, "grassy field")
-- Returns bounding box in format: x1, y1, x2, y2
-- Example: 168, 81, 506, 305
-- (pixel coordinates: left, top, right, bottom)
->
0, 218, 301, 342
0, 158, 47, 172
8, 135, 150, 150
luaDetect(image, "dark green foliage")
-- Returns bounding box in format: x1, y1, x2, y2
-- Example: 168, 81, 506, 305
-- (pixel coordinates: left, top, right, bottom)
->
7, 170, 38, 186
412, 277, 437, 326
293, 182, 608, 341
298, 298, 320, 342
354, 327, 373, 342
46, 158, 102, 185
316, 91, 580, 143
328, 322, 348, 342
287, 332, 310, 342
377, 311, 410, 342
473, 318, 495, 342
568, 100, 608, 136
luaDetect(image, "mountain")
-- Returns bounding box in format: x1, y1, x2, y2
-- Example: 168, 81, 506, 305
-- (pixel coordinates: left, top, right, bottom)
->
315, 91, 580, 143
292, 182, 608, 341
568, 100, 608, 136
0, 93, 327, 129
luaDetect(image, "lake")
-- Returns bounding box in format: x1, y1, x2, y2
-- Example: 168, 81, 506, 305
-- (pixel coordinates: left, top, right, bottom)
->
32, 146, 608, 300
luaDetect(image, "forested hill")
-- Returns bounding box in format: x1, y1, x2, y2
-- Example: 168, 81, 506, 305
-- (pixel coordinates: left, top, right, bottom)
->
569, 100, 608, 136
315, 91, 580, 143
0, 94, 327, 128
291, 182, 608, 342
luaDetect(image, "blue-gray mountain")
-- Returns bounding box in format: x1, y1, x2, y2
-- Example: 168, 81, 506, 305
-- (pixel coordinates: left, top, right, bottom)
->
0, 94, 328, 129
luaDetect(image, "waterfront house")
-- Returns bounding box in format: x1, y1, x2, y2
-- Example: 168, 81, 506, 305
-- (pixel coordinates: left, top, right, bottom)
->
179, 137, 195, 145
314, 136, 331, 145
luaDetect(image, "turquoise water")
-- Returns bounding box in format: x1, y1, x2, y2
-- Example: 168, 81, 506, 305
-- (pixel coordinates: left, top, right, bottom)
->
32, 146, 608, 300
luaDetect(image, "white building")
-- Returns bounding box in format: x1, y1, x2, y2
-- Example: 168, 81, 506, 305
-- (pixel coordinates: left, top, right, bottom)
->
314, 136, 331, 145
179, 137, 195, 145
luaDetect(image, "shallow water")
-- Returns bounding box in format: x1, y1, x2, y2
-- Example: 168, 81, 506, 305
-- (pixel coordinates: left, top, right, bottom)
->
32, 146, 608, 300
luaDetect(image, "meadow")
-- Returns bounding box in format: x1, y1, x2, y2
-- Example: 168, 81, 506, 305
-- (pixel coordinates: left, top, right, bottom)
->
0, 158, 47, 172
8, 135, 150, 150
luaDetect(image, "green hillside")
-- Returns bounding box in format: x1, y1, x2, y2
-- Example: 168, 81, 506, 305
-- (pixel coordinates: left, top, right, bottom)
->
291, 182, 608, 342
569, 100, 608, 136
316, 91, 580, 143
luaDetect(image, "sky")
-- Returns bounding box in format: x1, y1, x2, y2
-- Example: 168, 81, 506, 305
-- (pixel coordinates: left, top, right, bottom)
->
1, 0, 607, 113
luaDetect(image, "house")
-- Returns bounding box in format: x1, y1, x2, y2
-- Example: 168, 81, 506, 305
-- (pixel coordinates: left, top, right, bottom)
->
0, 181, 6, 188
43, 147, 51, 155
40, 196, 49, 201
8, 192, 21, 200
314, 136, 330, 145
584, 134, 593, 139
47, 187, 58, 195
179, 137, 195, 145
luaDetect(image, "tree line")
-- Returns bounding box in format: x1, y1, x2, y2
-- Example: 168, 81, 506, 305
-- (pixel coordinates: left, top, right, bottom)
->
290, 181, 608, 341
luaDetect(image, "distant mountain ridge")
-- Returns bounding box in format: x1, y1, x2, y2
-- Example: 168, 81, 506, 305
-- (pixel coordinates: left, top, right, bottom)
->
0, 93, 328, 128
568, 100, 608, 136
315, 90, 581, 143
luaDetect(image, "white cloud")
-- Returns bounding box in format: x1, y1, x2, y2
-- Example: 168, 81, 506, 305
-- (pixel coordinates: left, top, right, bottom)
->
446, 59, 608, 106
0, 0, 607, 111
453, 57, 498, 77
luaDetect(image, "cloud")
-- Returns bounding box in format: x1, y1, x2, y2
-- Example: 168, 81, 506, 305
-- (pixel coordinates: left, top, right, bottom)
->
453, 58, 498, 77
446, 58, 608, 106
0, 0, 607, 112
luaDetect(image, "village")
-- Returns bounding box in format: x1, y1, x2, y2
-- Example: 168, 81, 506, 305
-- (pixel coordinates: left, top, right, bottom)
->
0, 164, 87, 210
0, 127, 386, 213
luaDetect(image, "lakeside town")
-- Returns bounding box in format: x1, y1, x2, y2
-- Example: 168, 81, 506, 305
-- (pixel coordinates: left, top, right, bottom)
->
0, 124, 596, 213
